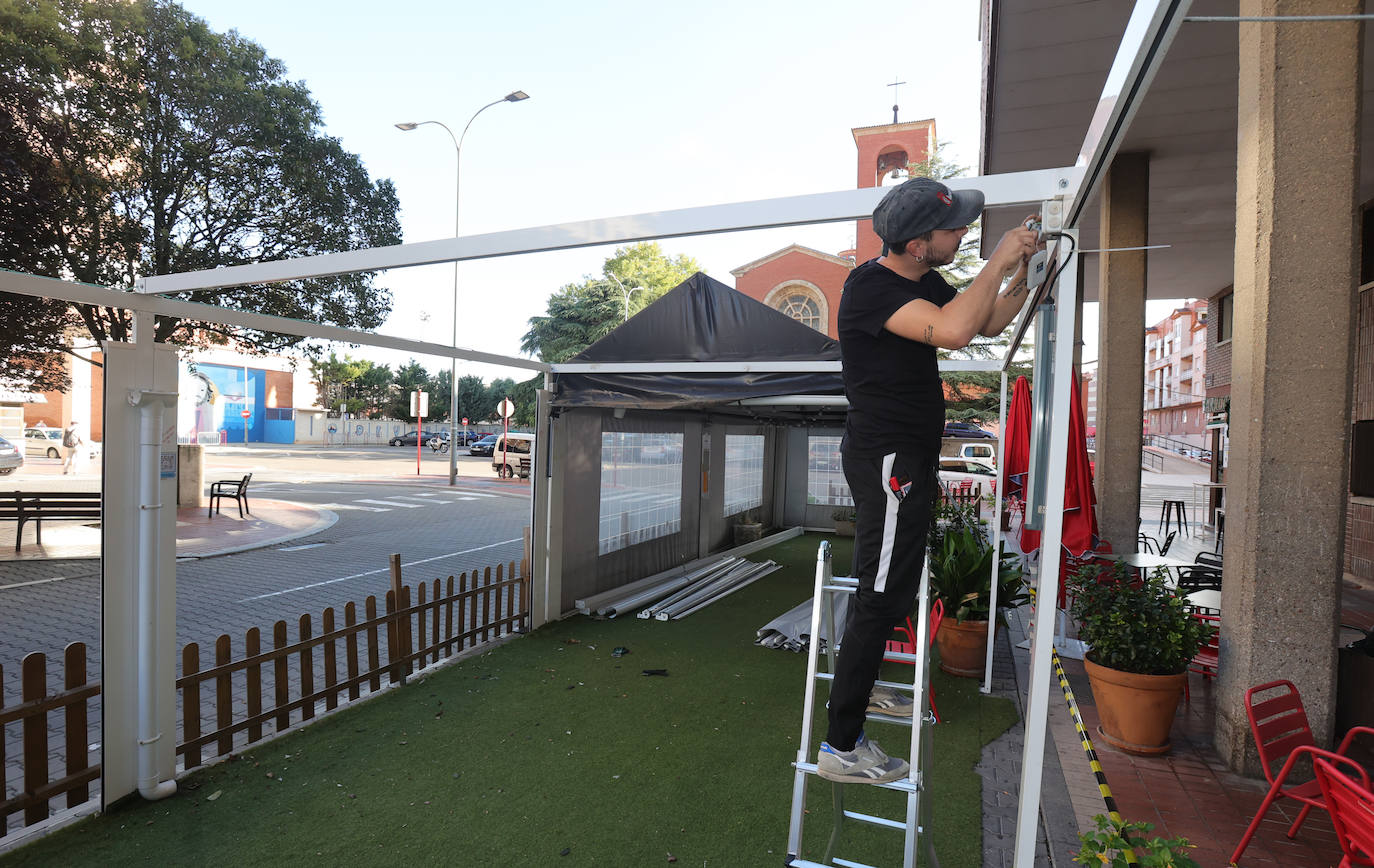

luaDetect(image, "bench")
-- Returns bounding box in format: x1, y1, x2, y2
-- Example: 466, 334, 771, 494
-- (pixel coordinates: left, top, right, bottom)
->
209, 472, 252, 518
0, 492, 102, 551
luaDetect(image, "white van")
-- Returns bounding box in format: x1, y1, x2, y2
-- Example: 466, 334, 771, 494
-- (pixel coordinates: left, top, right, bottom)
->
491, 432, 535, 478
956, 442, 997, 465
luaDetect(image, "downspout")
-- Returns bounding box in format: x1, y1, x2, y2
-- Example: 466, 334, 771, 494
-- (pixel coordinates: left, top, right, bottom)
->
130, 388, 179, 801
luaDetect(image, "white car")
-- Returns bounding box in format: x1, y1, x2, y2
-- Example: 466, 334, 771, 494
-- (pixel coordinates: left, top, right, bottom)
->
938, 457, 997, 495
23, 427, 63, 458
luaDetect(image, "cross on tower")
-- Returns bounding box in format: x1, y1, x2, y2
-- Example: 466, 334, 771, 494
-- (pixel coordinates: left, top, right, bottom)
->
887, 77, 906, 124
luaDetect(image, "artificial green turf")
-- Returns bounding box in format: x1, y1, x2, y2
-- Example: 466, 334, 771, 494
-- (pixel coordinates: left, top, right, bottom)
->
3, 534, 1017, 867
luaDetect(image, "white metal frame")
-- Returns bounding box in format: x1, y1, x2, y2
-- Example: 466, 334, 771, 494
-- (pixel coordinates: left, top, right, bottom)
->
0, 0, 1192, 844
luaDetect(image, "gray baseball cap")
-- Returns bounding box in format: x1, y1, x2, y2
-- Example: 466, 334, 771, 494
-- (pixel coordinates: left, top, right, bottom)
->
872, 177, 984, 254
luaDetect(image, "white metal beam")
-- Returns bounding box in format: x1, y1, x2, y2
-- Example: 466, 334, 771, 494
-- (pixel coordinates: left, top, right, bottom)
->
1012, 236, 1080, 866
0, 269, 548, 373
135, 168, 1081, 295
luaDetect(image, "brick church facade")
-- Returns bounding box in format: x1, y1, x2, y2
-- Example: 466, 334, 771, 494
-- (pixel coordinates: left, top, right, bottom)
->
731, 118, 936, 337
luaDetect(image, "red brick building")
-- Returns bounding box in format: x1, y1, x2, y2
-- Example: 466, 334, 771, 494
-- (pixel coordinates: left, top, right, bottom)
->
732, 118, 936, 337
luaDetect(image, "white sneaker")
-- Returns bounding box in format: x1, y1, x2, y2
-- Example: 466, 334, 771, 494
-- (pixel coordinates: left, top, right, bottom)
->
816, 734, 909, 784
867, 685, 914, 717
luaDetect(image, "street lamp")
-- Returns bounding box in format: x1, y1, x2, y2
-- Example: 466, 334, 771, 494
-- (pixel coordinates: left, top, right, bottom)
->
606, 273, 646, 322
396, 90, 529, 485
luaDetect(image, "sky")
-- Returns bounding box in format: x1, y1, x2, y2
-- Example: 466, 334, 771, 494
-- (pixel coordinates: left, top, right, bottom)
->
177, 0, 1181, 381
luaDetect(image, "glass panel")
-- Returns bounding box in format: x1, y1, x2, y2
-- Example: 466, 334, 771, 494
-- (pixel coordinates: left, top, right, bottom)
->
723, 434, 764, 517
806, 435, 851, 506
599, 432, 683, 555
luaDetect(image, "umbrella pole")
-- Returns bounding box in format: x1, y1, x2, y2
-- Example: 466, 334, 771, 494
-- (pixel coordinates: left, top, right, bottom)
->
983, 369, 1010, 694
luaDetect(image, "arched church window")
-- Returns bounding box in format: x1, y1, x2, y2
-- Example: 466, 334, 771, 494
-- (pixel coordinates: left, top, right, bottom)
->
779, 294, 821, 331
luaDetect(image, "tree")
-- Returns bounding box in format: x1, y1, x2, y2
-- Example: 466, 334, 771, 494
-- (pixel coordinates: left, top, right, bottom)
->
309, 352, 390, 417
386, 360, 430, 421
521, 242, 701, 363
456, 374, 493, 425
908, 142, 1031, 423
0, 0, 401, 389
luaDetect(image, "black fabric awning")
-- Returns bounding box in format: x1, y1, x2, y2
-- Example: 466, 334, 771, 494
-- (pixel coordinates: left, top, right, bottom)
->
552, 272, 844, 415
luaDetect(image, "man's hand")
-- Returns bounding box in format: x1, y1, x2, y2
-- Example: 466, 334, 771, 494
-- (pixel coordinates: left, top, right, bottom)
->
988, 215, 1042, 274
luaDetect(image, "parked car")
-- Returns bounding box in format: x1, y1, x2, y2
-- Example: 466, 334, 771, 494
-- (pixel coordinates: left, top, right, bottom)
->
388, 430, 444, 447
938, 457, 997, 494
0, 435, 23, 475
955, 442, 997, 465
23, 427, 62, 458
490, 432, 535, 478
943, 421, 996, 439
468, 434, 499, 456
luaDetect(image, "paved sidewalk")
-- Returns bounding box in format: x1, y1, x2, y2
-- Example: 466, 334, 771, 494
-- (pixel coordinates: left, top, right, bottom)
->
0, 499, 336, 563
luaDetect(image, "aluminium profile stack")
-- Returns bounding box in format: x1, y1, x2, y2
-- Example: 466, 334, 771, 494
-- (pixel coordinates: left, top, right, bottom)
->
660, 560, 780, 620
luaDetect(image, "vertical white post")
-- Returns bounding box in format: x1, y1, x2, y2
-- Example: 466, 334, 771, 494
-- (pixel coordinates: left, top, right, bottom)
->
983, 369, 1009, 693
1012, 234, 1079, 866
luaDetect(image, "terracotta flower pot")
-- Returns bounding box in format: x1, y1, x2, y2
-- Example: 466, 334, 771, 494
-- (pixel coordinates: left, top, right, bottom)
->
1083, 656, 1186, 755
936, 618, 989, 677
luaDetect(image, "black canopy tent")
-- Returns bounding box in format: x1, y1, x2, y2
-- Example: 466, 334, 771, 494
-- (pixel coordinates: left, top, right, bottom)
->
538, 272, 851, 615
552, 272, 845, 420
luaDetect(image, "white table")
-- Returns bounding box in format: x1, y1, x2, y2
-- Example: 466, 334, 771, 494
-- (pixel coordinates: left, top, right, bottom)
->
1107, 553, 1195, 570
1186, 589, 1221, 612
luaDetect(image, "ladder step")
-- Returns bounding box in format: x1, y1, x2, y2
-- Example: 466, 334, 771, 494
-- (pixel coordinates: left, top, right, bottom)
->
792, 761, 920, 793
841, 808, 907, 831
786, 856, 882, 868
813, 671, 920, 686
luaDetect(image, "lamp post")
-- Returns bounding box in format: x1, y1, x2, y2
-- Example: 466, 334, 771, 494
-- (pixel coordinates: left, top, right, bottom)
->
606, 273, 646, 322
396, 89, 529, 485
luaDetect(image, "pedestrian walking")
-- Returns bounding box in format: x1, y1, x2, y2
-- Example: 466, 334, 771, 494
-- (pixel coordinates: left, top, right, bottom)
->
62, 420, 84, 474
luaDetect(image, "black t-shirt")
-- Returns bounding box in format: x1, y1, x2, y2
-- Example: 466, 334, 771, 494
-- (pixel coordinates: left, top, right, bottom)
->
839, 259, 956, 457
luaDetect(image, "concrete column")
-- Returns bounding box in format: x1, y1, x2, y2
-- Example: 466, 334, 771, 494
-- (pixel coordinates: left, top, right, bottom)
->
1095, 152, 1149, 551
1216, 0, 1364, 773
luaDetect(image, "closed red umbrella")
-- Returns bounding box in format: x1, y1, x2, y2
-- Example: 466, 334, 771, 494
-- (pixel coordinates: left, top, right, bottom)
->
1001, 376, 1032, 502
1060, 370, 1100, 558
1012, 369, 1101, 558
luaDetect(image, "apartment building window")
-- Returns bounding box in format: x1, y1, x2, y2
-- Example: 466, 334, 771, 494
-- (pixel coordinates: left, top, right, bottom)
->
1217, 294, 1233, 342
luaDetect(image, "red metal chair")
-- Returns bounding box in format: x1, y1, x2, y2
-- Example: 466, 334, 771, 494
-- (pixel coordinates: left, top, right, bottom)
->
1183, 612, 1219, 702
1313, 755, 1374, 868
1229, 679, 1374, 866
883, 598, 944, 723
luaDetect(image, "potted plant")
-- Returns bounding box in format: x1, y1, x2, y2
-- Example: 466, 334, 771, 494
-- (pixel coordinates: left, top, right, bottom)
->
732, 508, 765, 546
832, 506, 856, 537
1067, 561, 1213, 755
927, 507, 1027, 677
1074, 815, 1200, 867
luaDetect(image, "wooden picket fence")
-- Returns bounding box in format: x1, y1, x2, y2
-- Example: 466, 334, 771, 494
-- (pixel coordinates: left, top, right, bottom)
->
1, 558, 528, 838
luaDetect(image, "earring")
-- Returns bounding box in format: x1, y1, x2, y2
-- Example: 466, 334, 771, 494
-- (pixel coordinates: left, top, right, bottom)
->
914, 253, 925, 263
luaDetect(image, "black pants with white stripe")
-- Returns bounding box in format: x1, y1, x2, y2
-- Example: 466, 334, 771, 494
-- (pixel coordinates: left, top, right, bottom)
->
825, 448, 938, 751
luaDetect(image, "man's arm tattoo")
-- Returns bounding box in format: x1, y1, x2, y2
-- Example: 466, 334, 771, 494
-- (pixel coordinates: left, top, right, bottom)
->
1005, 277, 1027, 299
922, 324, 935, 345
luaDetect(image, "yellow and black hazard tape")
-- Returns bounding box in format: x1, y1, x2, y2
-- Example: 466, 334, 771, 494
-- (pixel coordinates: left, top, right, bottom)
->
1027, 583, 1137, 863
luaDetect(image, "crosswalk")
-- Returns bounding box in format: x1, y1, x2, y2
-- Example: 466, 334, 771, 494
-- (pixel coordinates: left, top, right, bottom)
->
316, 488, 515, 513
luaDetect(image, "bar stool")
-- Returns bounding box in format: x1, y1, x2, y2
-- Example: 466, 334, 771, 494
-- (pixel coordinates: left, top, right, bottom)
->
1214, 507, 1225, 553
1160, 499, 1189, 538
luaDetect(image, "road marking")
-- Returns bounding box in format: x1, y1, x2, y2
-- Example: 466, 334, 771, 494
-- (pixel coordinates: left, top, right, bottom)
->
318, 502, 391, 512
234, 538, 523, 603
392, 495, 453, 504
279, 543, 328, 551
356, 498, 424, 509
0, 575, 72, 591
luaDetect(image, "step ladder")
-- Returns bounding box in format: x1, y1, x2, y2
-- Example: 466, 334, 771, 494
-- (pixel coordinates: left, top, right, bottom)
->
785, 540, 940, 868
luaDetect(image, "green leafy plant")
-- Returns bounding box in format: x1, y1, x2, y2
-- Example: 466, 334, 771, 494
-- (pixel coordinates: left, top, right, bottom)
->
1073, 815, 1200, 867
926, 526, 1027, 623
832, 507, 856, 522
1066, 561, 1213, 676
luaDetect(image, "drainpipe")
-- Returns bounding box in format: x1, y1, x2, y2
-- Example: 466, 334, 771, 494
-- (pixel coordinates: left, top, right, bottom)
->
129, 389, 179, 801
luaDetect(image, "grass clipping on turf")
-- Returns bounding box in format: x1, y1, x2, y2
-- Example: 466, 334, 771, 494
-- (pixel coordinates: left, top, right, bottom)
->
8, 534, 1017, 868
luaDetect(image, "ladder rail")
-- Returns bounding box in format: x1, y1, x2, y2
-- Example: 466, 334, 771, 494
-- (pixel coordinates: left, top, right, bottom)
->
786, 540, 834, 858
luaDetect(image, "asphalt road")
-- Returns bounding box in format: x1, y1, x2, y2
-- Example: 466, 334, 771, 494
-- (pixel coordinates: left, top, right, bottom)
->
0, 446, 532, 668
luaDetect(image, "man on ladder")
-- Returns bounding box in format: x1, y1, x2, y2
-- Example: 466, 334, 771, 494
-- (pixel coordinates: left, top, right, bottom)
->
817, 177, 1039, 784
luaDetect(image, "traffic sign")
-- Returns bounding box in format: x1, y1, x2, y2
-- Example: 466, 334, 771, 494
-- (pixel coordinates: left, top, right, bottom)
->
461, 417, 468, 425
497, 398, 515, 419
240, 409, 251, 419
